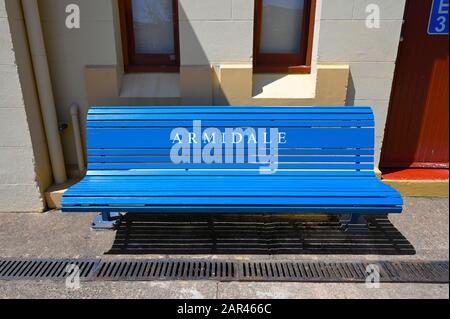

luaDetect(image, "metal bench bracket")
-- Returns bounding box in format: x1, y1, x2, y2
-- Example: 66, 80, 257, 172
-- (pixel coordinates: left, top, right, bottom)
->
92, 212, 122, 230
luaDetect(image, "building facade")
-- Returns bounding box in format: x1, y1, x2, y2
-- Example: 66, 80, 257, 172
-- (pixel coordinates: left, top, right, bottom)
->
0, 0, 448, 212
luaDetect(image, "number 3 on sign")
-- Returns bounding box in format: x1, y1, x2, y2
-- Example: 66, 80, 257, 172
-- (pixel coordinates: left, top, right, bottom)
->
428, 0, 449, 35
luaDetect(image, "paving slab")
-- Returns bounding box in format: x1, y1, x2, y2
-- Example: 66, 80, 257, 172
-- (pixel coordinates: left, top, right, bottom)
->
0, 211, 114, 258
217, 282, 449, 299
0, 281, 447, 299
0, 280, 218, 299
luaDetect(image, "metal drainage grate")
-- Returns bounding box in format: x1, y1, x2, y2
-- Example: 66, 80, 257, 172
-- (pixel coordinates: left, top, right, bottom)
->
238, 261, 449, 283
0, 258, 97, 281
95, 260, 236, 281
0, 258, 448, 283
240, 261, 370, 282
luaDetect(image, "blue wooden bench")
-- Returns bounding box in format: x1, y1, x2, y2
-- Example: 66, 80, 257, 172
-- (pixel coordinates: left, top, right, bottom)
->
62, 106, 402, 230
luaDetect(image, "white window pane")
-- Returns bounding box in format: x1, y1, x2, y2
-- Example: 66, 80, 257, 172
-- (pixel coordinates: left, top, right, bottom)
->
260, 0, 304, 54
132, 0, 175, 54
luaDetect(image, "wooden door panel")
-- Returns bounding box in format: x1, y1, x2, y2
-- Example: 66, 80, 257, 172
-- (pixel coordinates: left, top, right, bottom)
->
415, 56, 449, 167
380, 0, 449, 169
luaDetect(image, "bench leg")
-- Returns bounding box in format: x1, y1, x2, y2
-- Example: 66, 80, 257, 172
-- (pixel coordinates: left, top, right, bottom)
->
91, 212, 122, 230
339, 214, 369, 233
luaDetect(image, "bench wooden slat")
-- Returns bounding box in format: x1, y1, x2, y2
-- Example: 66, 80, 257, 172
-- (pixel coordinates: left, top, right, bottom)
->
87, 127, 374, 149
62, 196, 402, 206
63, 206, 402, 214
64, 191, 398, 197
87, 114, 375, 121
87, 120, 375, 128
86, 170, 378, 177
87, 163, 375, 170
87, 106, 374, 114
87, 149, 375, 156
87, 155, 374, 163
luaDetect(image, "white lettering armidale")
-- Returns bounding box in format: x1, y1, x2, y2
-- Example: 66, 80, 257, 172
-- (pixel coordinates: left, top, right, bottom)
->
170, 121, 285, 174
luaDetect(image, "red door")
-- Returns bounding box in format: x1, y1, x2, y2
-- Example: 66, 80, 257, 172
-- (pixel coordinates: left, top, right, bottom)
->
381, 0, 449, 171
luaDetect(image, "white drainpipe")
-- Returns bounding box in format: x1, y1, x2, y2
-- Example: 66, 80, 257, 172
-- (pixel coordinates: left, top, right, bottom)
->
21, 0, 67, 184
70, 103, 86, 174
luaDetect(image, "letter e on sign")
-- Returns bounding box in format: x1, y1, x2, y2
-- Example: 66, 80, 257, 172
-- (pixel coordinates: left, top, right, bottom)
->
428, 0, 449, 35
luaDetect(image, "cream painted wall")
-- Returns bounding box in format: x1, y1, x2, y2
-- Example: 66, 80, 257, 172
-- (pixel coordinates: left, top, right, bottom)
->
0, 0, 52, 212
38, 0, 256, 167
35, 0, 404, 169
178, 0, 254, 65
38, 0, 119, 169
318, 0, 406, 165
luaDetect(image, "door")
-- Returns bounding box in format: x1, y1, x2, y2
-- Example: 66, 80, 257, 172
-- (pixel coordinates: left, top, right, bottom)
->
380, 0, 449, 169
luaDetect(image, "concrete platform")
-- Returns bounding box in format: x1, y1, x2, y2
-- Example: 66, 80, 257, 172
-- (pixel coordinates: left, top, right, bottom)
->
0, 281, 447, 299
0, 197, 448, 299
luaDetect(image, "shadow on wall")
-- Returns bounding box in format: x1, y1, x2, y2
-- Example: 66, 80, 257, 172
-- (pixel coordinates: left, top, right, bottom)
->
5, 0, 54, 193
346, 71, 356, 106
251, 73, 287, 97
178, 3, 231, 106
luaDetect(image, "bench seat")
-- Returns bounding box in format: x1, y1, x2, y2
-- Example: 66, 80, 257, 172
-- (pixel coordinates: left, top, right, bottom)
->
61, 106, 403, 229
63, 172, 402, 213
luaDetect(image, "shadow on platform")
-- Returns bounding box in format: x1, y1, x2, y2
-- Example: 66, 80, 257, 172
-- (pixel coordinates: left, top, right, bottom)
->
106, 214, 415, 255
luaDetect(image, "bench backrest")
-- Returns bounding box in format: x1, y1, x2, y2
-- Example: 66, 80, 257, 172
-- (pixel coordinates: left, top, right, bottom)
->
86, 106, 375, 174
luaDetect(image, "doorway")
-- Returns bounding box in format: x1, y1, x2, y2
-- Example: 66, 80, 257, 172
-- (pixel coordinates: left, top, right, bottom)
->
380, 0, 449, 179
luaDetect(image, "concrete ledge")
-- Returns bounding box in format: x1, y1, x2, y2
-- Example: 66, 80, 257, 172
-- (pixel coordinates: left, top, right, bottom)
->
384, 180, 449, 197
375, 167, 382, 179
214, 63, 350, 105
45, 179, 80, 209
252, 73, 316, 99
84, 65, 181, 106
120, 73, 180, 98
